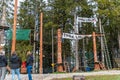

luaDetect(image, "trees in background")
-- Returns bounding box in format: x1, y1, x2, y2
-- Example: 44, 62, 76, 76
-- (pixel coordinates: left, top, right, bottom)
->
95, 0, 120, 56
0, 0, 14, 26
1, 0, 119, 72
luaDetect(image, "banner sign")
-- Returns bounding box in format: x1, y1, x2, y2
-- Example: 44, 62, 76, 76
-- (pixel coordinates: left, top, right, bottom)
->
6, 29, 31, 40
62, 33, 92, 40
77, 17, 97, 23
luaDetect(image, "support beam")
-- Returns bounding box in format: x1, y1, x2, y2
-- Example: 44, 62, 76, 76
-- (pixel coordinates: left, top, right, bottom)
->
52, 28, 54, 72
99, 19, 105, 66
40, 13, 43, 74
11, 0, 18, 53
57, 28, 63, 72
92, 32, 100, 70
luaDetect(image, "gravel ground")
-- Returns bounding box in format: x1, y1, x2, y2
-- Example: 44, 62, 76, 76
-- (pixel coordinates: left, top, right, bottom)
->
4, 70, 120, 80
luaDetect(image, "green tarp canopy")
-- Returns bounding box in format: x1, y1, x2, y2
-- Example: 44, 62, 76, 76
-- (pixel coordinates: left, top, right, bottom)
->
6, 29, 31, 40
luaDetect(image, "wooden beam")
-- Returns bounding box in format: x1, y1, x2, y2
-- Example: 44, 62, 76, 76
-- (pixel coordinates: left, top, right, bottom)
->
92, 32, 100, 70
57, 28, 63, 72
40, 12, 43, 74
11, 0, 18, 53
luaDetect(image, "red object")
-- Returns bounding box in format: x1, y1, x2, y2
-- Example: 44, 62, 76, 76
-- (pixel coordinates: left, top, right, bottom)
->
21, 61, 26, 68
21, 61, 27, 73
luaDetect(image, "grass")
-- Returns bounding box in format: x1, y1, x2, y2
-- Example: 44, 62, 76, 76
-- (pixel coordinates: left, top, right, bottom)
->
53, 75, 120, 80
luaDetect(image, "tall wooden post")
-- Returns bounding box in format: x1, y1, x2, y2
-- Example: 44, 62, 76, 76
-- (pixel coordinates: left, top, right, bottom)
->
57, 28, 63, 72
40, 13, 43, 74
92, 32, 100, 70
11, 0, 18, 53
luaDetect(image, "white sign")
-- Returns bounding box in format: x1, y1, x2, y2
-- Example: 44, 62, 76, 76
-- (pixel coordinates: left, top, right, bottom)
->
77, 17, 97, 23
62, 33, 92, 40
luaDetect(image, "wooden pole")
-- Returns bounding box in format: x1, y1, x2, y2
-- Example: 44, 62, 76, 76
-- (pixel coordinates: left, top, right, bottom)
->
57, 28, 63, 72
40, 13, 43, 74
92, 32, 100, 70
11, 0, 18, 53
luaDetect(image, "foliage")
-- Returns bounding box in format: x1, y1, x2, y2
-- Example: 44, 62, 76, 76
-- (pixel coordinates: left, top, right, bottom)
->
5, 0, 120, 72
95, 0, 120, 53
17, 0, 45, 61
0, 0, 14, 26
16, 41, 33, 61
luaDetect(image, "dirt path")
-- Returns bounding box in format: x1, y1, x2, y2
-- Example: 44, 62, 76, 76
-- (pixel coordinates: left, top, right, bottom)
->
5, 70, 120, 80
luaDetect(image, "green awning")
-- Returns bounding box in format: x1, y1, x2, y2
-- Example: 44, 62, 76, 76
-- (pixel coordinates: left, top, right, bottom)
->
6, 29, 31, 40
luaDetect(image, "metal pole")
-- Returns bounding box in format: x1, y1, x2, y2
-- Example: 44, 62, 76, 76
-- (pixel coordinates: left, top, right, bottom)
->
118, 32, 120, 56
99, 18, 105, 64
52, 28, 54, 72
83, 38, 87, 71
39, 12, 43, 74
33, 28, 36, 73
11, 0, 18, 53
74, 10, 79, 71
33, 0, 36, 73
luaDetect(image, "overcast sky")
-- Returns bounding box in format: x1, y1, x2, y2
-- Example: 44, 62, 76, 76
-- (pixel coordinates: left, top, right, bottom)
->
18, 0, 24, 6
18, 0, 47, 6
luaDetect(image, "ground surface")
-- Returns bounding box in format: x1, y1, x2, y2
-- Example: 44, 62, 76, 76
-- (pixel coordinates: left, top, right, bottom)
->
4, 70, 120, 80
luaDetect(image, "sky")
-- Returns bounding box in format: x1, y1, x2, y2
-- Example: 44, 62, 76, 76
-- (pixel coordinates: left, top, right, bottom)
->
18, 0, 47, 6
18, 0, 24, 6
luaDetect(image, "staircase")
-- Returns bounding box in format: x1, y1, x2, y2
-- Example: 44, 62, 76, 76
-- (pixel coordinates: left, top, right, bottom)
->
101, 25, 112, 69
99, 19, 112, 69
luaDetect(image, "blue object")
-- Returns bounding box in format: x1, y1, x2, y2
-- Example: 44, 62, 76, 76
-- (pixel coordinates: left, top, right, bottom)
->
27, 66, 32, 80
86, 67, 91, 71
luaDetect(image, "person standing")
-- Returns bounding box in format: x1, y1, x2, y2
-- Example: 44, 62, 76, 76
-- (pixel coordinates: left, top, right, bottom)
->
10, 51, 21, 80
26, 51, 33, 80
0, 51, 8, 80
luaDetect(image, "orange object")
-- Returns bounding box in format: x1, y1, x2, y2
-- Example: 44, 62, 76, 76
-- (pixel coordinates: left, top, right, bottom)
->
57, 29, 63, 72
92, 32, 100, 70
39, 13, 43, 74
11, 0, 18, 53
